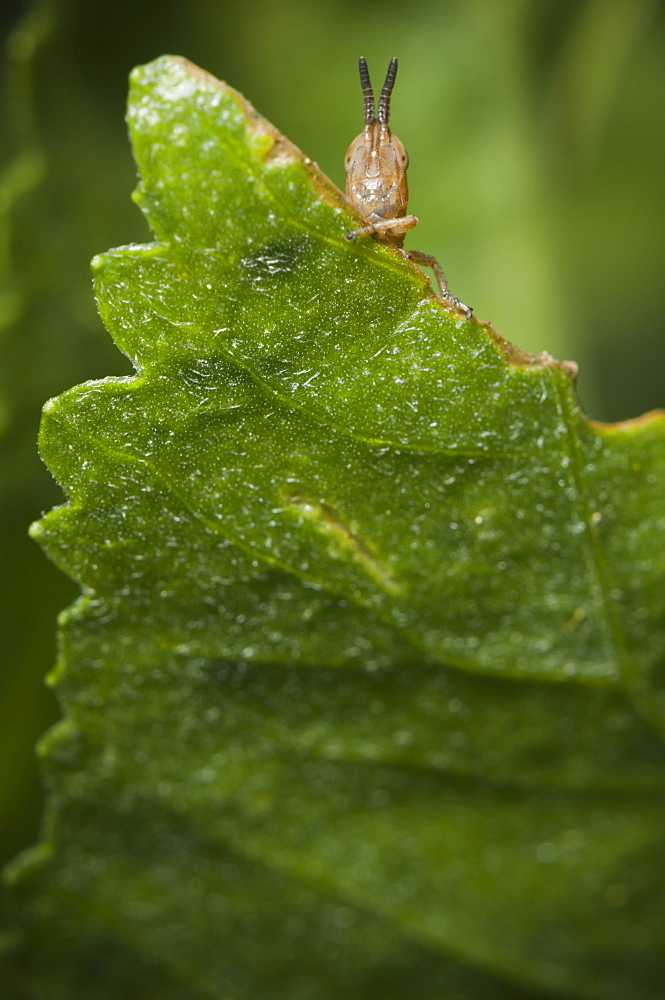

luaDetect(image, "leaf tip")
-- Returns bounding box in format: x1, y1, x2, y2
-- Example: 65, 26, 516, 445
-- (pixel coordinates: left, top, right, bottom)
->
28, 519, 43, 543
487, 330, 580, 377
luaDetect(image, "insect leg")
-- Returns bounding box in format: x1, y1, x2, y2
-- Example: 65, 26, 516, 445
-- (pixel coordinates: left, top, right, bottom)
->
345, 215, 419, 241
405, 249, 473, 318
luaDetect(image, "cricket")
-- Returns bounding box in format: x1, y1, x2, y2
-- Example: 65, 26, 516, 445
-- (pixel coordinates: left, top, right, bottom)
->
344, 57, 472, 317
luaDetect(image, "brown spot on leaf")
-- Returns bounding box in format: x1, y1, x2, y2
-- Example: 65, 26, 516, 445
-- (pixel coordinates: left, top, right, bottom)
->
286, 493, 404, 597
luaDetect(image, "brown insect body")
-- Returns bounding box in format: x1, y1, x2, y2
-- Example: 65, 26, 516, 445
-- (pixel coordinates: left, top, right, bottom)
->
345, 57, 471, 316
344, 125, 411, 247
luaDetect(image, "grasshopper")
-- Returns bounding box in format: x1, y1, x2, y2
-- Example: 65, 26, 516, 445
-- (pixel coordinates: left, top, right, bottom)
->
345, 57, 471, 317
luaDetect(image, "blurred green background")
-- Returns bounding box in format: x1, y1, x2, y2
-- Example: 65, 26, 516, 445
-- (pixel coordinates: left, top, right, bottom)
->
1, 0, 663, 870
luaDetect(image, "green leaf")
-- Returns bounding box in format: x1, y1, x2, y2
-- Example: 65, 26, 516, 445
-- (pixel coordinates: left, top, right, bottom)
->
5, 54, 665, 999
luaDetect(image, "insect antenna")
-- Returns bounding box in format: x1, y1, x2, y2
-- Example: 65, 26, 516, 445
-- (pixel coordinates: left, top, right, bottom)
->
358, 56, 375, 124
378, 57, 398, 124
